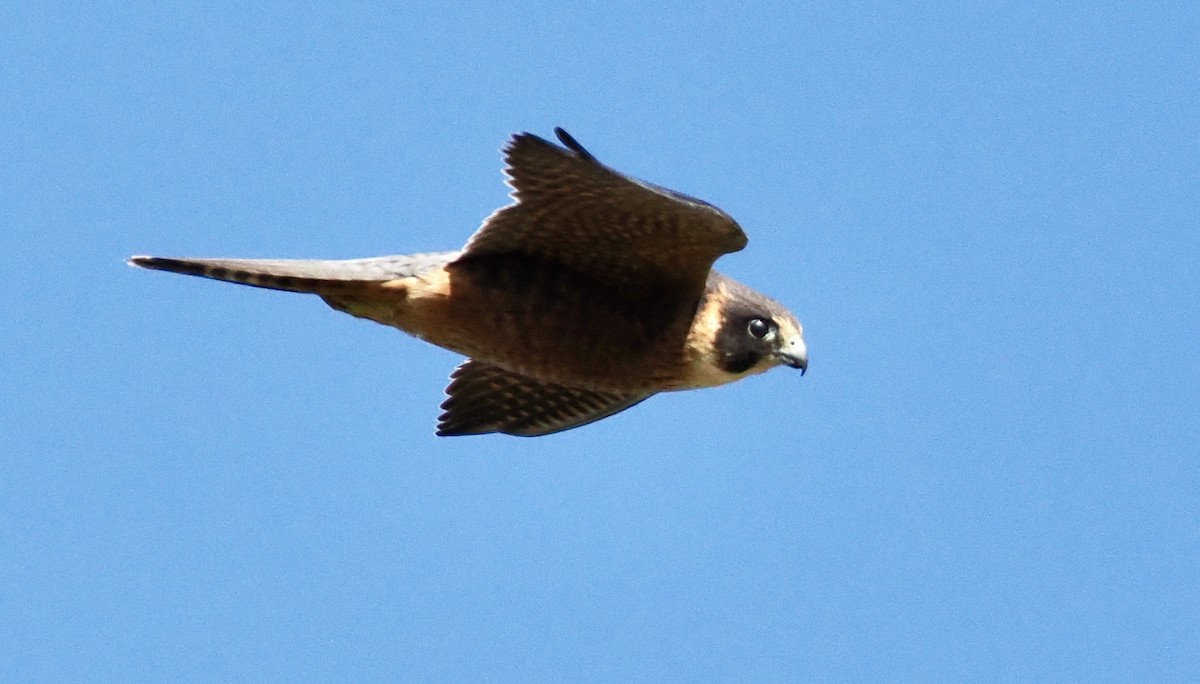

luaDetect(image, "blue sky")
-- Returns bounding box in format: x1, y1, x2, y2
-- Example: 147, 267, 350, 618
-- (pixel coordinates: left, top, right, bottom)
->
3, 2, 1197, 681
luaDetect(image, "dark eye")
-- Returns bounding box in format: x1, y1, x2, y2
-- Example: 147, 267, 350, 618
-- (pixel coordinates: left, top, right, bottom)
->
747, 318, 772, 339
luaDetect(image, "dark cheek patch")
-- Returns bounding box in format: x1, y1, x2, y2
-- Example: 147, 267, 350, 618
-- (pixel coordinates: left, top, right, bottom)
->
720, 352, 760, 374
713, 311, 764, 375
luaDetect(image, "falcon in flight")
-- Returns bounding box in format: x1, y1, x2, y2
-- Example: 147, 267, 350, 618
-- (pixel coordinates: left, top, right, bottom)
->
130, 128, 807, 436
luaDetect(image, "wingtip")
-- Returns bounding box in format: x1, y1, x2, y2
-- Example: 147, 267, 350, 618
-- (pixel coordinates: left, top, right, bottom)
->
553, 127, 596, 162
434, 422, 494, 437
505, 128, 597, 164
127, 255, 153, 268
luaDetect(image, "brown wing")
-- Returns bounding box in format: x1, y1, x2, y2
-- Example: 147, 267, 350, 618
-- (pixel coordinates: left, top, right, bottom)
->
437, 360, 651, 437
460, 128, 747, 292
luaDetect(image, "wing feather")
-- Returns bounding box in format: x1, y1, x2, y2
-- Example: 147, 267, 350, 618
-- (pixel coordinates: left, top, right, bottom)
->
460, 129, 746, 293
438, 359, 651, 437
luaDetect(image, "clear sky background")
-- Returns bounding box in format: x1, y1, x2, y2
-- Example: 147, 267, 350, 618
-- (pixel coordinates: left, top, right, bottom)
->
3, 3, 1197, 681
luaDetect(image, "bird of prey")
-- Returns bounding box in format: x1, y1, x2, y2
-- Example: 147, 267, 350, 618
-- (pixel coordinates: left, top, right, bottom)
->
130, 128, 807, 436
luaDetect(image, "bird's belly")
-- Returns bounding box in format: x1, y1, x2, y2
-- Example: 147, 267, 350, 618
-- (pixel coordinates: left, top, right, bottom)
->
386, 256, 698, 392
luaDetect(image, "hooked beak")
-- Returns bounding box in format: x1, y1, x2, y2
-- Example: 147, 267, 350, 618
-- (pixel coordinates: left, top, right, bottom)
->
776, 337, 808, 375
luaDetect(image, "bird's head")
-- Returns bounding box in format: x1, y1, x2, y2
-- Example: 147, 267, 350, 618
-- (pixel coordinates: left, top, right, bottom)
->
689, 273, 807, 384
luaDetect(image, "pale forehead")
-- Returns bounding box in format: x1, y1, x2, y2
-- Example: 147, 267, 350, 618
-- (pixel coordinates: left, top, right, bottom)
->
775, 313, 803, 337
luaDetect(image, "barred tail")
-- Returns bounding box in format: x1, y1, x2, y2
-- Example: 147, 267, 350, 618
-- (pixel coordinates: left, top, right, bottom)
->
127, 252, 460, 294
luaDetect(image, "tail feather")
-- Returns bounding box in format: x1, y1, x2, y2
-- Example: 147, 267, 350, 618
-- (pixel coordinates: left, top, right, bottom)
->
127, 252, 460, 294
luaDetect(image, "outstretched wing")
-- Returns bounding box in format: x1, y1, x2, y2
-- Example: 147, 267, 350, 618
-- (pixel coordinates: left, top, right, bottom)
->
460, 128, 747, 293
438, 359, 651, 437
